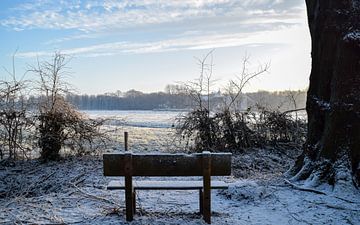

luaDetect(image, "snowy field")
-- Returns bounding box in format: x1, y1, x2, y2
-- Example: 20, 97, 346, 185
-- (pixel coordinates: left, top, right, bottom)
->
84, 110, 184, 152
1, 111, 359, 225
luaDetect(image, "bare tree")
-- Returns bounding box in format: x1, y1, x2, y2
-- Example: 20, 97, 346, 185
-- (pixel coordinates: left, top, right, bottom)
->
176, 50, 217, 151
29, 53, 106, 160
176, 52, 270, 152
216, 55, 269, 151
224, 54, 269, 111
0, 52, 33, 160
180, 50, 215, 112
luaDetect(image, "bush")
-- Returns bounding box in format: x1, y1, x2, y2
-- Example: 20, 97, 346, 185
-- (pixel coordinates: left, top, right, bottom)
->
0, 57, 34, 160
31, 53, 106, 160
255, 108, 307, 145
175, 51, 305, 152
176, 109, 218, 152
176, 107, 307, 152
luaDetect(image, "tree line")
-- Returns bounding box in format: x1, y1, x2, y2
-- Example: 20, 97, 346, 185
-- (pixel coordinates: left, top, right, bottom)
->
66, 88, 307, 111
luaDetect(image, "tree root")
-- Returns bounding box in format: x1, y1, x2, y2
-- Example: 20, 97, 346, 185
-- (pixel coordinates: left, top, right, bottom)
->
283, 179, 327, 195
304, 199, 360, 212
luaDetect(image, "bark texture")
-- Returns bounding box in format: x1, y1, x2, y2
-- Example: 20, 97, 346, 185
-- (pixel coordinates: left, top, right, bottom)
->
289, 0, 360, 187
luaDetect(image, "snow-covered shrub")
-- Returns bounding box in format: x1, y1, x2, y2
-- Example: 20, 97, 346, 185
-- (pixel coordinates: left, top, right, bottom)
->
31, 53, 107, 160
226, 180, 268, 202
176, 106, 306, 152
255, 107, 307, 146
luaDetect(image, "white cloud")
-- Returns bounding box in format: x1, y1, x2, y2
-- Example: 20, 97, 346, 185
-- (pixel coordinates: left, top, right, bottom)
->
17, 22, 305, 58
5, 0, 307, 61
1, 0, 304, 33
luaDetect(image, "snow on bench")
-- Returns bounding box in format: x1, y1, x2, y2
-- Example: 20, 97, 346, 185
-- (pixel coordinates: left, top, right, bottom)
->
107, 180, 229, 190
103, 151, 232, 224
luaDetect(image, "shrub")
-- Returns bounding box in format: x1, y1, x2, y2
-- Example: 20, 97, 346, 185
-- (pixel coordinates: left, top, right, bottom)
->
176, 107, 307, 152
0, 54, 34, 160
31, 53, 106, 160
176, 109, 219, 152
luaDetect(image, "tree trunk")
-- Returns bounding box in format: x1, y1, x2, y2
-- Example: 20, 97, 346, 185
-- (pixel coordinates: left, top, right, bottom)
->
288, 0, 360, 187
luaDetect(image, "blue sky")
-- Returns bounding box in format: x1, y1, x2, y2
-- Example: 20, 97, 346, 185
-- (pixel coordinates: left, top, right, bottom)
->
0, 0, 311, 94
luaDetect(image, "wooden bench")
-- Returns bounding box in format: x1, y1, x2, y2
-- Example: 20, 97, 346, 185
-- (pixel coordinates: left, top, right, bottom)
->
103, 151, 232, 224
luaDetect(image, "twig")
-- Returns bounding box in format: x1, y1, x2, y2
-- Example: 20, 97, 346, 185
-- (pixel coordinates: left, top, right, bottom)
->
73, 178, 86, 186
70, 172, 86, 186
330, 195, 360, 204
322, 204, 360, 212
20, 171, 56, 197
156, 199, 189, 206
304, 199, 360, 212
71, 183, 122, 208
26, 167, 42, 175
7, 210, 23, 225
283, 179, 327, 195
281, 108, 306, 115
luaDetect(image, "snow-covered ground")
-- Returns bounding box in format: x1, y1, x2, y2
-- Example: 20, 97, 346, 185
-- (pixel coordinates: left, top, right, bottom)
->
1, 111, 359, 224
84, 110, 182, 129
85, 110, 184, 153
1, 152, 359, 225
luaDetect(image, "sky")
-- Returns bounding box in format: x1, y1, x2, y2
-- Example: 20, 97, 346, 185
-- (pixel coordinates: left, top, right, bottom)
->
0, 0, 311, 95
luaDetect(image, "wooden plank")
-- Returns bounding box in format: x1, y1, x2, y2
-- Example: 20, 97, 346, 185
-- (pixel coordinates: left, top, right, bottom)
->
103, 152, 231, 176
107, 180, 229, 190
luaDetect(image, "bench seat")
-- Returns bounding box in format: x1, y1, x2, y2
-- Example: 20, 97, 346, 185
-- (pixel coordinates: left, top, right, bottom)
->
108, 180, 229, 190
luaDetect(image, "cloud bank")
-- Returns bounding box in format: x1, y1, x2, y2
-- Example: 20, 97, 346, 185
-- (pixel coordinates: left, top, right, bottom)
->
1, 0, 306, 57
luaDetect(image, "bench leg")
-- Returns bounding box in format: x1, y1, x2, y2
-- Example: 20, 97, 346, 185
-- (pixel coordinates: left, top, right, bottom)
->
203, 152, 211, 224
133, 190, 136, 214
125, 176, 134, 221
203, 184, 211, 223
124, 153, 134, 221
199, 189, 203, 215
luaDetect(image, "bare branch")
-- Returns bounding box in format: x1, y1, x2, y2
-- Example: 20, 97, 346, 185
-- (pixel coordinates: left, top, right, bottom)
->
226, 56, 270, 109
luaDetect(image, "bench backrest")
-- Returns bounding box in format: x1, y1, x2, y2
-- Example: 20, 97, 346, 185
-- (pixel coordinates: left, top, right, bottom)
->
103, 152, 231, 176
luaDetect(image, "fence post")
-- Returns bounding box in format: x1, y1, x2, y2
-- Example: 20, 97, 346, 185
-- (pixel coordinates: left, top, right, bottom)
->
124, 131, 128, 151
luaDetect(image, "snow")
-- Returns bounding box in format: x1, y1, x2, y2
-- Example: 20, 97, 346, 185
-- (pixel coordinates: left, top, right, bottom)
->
1, 111, 359, 224
343, 31, 360, 42
99, 125, 180, 153
226, 180, 267, 202
312, 96, 331, 110
84, 110, 181, 128
1, 155, 359, 225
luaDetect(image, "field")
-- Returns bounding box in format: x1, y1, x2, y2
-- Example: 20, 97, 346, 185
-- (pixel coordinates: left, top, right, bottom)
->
85, 110, 184, 153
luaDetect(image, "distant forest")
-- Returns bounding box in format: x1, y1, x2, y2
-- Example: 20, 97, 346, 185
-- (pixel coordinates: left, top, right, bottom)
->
66, 85, 306, 111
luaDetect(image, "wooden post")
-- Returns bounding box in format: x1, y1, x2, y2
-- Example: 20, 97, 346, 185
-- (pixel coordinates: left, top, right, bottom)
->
124, 153, 133, 221
124, 132, 128, 151
202, 151, 211, 224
